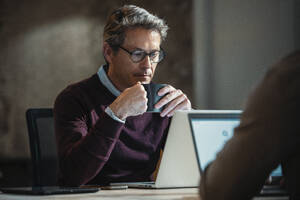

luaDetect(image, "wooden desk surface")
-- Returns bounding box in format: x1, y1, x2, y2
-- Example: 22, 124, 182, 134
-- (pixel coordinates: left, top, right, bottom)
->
0, 188, 289, 200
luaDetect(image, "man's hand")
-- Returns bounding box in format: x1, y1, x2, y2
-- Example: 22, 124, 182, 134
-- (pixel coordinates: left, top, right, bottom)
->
154, 85, 191, 117
109, 82, 148, 120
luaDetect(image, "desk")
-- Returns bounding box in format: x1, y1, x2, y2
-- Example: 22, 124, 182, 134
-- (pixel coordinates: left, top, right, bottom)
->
0, 188, 289, 200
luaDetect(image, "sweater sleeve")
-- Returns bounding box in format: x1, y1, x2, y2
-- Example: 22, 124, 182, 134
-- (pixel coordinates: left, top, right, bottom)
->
200, 56, 300, 199
54, 89, 124, 186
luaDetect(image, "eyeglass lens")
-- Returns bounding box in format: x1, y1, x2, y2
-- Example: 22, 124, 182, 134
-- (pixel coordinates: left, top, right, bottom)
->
118, 46, 164, 63
131, 50, 162, 63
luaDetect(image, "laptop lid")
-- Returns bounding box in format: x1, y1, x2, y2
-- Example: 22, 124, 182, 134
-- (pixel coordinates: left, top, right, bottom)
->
111, 110, 202, 188
188, 111, 282, 177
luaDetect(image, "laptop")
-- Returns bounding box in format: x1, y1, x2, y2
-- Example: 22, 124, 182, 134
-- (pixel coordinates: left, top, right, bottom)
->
188, 110, 288, 196
111, 110, 203, 189
0, 108, 99, 195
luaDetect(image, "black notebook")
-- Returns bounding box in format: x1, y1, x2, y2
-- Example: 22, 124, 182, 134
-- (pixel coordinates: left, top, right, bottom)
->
0, 186, 99, 195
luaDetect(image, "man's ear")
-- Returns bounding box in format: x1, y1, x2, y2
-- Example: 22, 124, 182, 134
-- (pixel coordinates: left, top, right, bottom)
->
103, 42, 113, 64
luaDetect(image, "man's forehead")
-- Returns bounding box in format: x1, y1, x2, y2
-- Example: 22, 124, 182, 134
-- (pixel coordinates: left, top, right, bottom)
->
123, 28, 161, 48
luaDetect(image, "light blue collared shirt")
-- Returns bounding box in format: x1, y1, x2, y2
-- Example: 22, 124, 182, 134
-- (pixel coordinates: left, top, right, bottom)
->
97, 65, 125, 123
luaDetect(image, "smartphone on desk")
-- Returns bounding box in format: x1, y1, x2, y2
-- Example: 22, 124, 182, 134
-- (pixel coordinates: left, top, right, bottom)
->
81, 185, 128, 190
100, 185, 128, 190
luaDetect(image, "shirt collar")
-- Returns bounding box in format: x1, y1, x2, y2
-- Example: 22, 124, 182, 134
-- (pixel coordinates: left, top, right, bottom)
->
97, 65, 121, 97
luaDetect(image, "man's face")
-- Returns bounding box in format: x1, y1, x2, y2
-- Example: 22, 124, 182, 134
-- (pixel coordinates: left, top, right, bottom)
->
107, 28, 161, 91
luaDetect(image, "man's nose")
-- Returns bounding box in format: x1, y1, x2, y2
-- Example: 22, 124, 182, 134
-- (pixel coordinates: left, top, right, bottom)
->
140, 55, 152, 69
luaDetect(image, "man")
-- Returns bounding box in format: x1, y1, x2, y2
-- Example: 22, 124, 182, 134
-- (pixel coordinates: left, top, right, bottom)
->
200, 50, 300, 199
54, 5, 191, 186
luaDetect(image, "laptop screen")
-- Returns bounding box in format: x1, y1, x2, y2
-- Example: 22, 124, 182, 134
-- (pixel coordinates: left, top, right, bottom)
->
189, 112, 282, 177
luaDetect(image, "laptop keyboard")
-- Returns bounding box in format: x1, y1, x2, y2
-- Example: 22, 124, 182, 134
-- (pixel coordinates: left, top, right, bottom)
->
260, 185, 288, 196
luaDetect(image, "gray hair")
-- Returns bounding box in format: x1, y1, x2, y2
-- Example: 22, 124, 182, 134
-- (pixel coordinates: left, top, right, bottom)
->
103, 5, 169, 51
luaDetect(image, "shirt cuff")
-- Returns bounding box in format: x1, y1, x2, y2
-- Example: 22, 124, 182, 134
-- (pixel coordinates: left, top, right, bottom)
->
105, 107, 126, 124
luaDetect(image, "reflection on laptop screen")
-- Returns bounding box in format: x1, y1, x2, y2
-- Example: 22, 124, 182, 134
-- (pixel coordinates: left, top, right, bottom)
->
190, 114, 282, 177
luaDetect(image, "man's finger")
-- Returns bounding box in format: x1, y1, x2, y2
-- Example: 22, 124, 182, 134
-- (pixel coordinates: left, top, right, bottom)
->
157, 85, 175, 96
155, 89, 183, 109
161, 99, 187, 117
160, 94, 186, 117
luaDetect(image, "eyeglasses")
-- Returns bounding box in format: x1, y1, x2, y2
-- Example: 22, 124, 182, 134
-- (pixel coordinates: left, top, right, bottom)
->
118, 46, 165, 63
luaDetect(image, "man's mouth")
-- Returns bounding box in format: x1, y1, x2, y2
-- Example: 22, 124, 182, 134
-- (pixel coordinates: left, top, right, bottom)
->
134, 74, 152, 83
134, 73, 151, 77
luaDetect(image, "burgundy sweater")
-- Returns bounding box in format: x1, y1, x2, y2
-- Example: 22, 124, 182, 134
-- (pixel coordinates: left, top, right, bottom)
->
53, 74, 170, 186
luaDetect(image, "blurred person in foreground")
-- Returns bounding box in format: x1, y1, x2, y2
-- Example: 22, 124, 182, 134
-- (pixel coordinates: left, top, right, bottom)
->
200, 50, 300, 200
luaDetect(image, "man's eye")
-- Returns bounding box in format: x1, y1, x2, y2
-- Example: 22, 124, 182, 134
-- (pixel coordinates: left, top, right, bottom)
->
132, 51, 144, 57
150, 51, 160, 57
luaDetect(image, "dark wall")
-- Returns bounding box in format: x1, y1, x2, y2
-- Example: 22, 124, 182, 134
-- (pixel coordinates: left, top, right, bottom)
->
0, 0, 193, 186
0, 0, 193, 158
